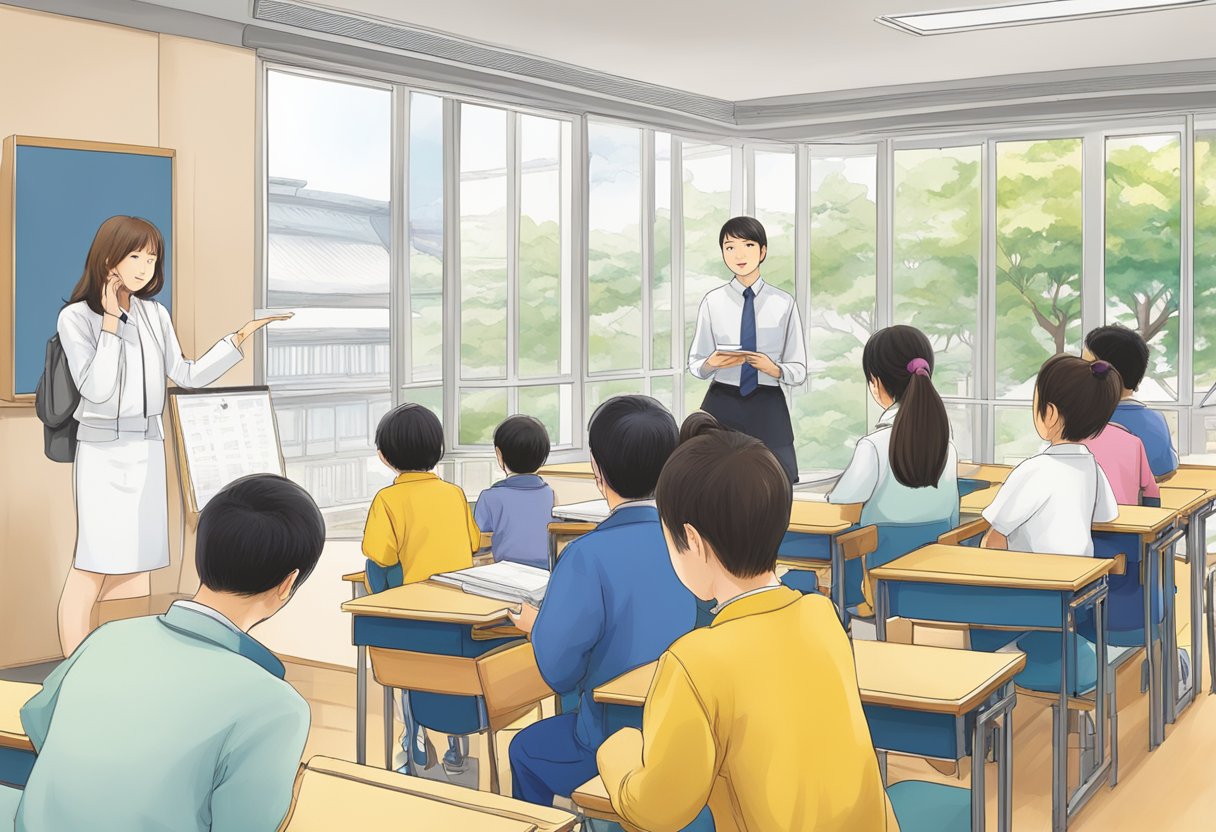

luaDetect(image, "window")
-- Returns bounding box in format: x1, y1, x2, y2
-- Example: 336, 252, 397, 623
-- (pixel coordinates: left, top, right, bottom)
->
264, 69, 394, 534
1196, 127, 1216, 402
407, 93, 444, 412
752, 149, 797, 297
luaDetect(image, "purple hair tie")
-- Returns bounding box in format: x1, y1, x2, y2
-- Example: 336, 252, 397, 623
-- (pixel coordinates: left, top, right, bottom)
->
906, 357, 931, 377
1091, 360, 1112, 377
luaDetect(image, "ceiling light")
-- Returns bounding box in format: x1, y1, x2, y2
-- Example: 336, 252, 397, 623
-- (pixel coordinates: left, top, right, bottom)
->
878, 0, 1212, 35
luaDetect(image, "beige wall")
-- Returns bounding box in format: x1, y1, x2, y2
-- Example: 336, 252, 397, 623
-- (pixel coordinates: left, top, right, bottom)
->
0, 6, 255, 666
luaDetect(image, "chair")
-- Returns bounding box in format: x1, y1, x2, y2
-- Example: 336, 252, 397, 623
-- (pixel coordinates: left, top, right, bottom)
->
886, 780, 971, 832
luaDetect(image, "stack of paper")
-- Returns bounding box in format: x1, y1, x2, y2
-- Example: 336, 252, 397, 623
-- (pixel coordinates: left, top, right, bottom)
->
432, 561, 551, 606
552, 499, 611, 522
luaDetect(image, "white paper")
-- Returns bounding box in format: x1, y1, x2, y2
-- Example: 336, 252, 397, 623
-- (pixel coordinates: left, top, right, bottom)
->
175, 391, 285, 511
552, 499, 611, 522
432, 561, 551, 606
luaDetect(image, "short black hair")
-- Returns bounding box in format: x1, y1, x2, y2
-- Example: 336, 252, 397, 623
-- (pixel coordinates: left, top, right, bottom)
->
196, 474, 325, 596
376, 403, 444, 472
1035, 354, 1123, 442
495, 415, 550, 474
658, 413, 791, 579
718, 216, 767, 250
1085, 324, 1149, 391
588, 395, 678, 499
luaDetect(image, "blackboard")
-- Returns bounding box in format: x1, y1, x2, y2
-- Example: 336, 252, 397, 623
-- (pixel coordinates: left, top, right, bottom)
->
1, 136, 174, 400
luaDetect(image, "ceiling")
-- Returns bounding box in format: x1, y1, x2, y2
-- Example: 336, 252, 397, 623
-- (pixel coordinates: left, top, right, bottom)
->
140, 0, 1216, 101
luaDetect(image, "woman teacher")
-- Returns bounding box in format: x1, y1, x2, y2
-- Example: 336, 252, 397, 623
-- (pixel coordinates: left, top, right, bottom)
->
56, 215, 290, 656
688, 217, 807, 483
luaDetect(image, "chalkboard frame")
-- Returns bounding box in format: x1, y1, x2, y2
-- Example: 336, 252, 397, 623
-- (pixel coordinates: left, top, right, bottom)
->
0, 135, 176, 402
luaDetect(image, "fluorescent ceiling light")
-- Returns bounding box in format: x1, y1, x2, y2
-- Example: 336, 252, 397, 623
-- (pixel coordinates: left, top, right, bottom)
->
878, 0, 1212, 35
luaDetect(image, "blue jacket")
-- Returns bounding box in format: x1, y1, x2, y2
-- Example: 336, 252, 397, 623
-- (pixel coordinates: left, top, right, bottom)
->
474, 474, 555, 570
1111, 401, 1178, 478
531, 504, 697, 751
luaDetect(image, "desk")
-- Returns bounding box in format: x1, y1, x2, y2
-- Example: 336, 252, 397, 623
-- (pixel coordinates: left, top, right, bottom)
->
536, 462, 595, 479
342, 571, 371, 765
542, 461, 1007, 482
1160, 465, 1216, 701
958, 462, 1014, 483
0, 680, 37, 788
282, 756, 577, 831
960, 485, 1001, 516
586, 642, 1024, 832
873, 545, 1116, 832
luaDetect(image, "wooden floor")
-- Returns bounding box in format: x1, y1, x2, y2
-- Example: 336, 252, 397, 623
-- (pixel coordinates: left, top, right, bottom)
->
287, 564, 1216, 829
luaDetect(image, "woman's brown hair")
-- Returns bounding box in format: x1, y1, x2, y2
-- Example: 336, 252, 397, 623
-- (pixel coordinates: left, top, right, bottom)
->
67, 216, 165, 314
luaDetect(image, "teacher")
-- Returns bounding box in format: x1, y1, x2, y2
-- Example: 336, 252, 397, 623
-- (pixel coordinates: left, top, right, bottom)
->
55, 215, 288, 656
688, 216, 807, 484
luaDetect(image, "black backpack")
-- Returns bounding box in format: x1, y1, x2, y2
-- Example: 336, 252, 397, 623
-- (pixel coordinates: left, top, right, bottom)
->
34, 333, 81, 463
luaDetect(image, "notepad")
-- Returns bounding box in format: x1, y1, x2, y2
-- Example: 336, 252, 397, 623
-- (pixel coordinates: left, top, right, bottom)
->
431, 561, 551, 607
552, 499, 611, 522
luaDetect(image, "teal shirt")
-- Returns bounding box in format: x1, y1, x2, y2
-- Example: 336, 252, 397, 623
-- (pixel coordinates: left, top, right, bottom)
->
14, 604, 309, 832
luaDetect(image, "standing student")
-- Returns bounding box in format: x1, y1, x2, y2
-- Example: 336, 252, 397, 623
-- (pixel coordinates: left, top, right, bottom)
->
687, 217, 807, 484
829, 325, 959, 616
475, 415, 556, 570
597, 413, 888, 832
56, 216, 288, 656
507, 396, 696, 810
361, 402, 480, 773
1083, 325, 1178, 478
9, 475, 323, 832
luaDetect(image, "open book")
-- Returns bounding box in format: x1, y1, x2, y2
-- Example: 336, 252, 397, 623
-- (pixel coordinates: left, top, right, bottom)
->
431, 561, 551, 607
551, 499, 611, 522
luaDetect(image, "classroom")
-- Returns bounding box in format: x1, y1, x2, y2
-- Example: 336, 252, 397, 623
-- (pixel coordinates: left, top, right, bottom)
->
1, 0, 1215, 829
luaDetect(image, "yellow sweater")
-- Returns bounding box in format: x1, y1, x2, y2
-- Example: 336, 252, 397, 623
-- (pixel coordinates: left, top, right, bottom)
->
597, 586, 888, 832
361, 472, 480, 584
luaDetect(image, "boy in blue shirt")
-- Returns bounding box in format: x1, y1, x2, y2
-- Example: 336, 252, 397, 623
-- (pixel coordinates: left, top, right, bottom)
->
1083, 324, 1179, 478
506, 396, 696, 808
475, 415, 556, 570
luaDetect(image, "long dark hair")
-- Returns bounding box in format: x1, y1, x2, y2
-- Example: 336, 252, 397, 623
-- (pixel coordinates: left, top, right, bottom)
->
861, 325, 949, 489
67, 216, 165, 314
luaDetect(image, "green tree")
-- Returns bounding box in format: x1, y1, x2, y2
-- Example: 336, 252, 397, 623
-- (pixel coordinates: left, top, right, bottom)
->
1195, 134, 1216, 395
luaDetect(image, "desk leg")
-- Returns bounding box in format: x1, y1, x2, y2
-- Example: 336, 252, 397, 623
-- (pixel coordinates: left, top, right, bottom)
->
1000, 697, 1013, 832
875, 581, 888, 642
352, 582, 368, 767
384, 686, 395, 771
831, 538, 846, 627
1143, 550, 1160, 751
1191, 507, 1212, 702
1207, 563, 1216, 695
548, 531, 558, 572
1052, 603, 1068, 832
1164, 533, 1179, 727
971, 714, 987, 832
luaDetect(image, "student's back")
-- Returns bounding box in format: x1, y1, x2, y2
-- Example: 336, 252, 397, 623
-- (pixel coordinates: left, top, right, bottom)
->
1082, 423, 1160, 506
17, 613, 308, 832
1111, 400, 1177, 478
475, 414, 557, 570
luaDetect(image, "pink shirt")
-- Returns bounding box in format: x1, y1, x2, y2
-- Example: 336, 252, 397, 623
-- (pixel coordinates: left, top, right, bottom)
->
1082, 424, 1160, 506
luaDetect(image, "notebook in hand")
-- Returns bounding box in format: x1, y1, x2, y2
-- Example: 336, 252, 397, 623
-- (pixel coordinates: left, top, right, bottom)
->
551, 499, 611, 522
432, 561, 551, 607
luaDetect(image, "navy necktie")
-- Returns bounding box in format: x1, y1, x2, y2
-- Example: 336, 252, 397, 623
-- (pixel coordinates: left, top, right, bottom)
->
739, 286, 758, 396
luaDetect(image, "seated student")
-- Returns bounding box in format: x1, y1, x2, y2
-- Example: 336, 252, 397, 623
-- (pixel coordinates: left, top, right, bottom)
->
1083, 324, 1179, 478
598, 414, 888, 832
361, 402, 481, 773
475, 415, 557, 570
507, 396, 696, 809
10, 475, 323, 832
1083, 421, 1161, 507
829, 325, 959, 617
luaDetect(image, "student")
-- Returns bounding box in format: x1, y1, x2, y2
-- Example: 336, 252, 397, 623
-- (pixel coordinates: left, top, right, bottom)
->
1082, 422, 1161, 507
361, 402, 480, 773
597, 413, 888, 832
507, 396, 696, 809
1083, 324, 1178, 478
829, 325, 959, 616
981, 356, 1120, 556
474, 415, 556, 570
9, 474, 323, 832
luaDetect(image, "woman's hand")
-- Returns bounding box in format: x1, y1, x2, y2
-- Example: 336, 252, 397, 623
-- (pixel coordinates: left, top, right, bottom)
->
101, 274, 124, 334
235, 313, 294, 348
704, 350, 748, 369
742, 351, 781, 379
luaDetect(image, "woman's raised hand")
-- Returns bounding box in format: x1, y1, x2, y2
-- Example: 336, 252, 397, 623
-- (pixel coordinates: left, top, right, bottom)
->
235, 312, 294, 347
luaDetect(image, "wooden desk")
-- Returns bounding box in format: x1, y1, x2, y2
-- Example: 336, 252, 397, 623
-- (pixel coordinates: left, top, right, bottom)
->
546, 520, 598, 570
872, 544, 1116, 832
536, 462, 595, 479
958, 462, 1014, 483
342, 582, 515, 625
281, 756, 576, 831
960, 485, 1001, 515
0, 680, 37, 788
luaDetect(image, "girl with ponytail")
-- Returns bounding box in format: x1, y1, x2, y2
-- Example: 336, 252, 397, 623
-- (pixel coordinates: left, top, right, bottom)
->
828, 325, 960, 617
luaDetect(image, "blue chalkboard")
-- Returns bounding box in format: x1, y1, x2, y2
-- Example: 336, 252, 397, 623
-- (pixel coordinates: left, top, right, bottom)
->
12, 143, 172, 395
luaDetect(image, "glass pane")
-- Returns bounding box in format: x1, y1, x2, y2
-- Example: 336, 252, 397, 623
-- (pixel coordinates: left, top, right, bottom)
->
286, 453, 394, 536
336, 401, 369, 453
276, 407, 303, 458
650, 374, 675, 415
517, 384, 574, 446
588, 122, 643, 373
683, 142, 733, 417
753, 150, 797, 296
1104, 134, 1181, 401
306, 406, 336, 457
1194, 130, 1216, 397
460, 104, 508, 379
653, 132, 674, 371
410, 93, 444, 384
401, 386, 443, 424
893, 146, 982, 398
994, 406, 1046, 465
459, 387, 508, 445
995, 139, 1083, 399
519, 115, 567, 378
793, 153, 877, 471
587, 378, 645, 416
944, 402, 978, 463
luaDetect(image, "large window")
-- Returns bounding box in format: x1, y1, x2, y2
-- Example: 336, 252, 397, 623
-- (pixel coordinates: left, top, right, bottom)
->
1196, 125, 1216, 453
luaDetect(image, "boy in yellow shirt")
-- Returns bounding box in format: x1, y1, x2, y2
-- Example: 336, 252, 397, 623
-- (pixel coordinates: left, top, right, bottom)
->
361, 402, 480, 773
597, 413, 888, 832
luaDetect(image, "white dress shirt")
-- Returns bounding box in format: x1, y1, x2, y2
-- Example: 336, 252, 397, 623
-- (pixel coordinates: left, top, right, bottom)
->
688, 277, 807, 388
172, 600, 243, 634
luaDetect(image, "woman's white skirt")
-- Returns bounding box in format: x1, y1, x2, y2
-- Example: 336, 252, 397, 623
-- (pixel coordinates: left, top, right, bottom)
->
73, 437, 169, 574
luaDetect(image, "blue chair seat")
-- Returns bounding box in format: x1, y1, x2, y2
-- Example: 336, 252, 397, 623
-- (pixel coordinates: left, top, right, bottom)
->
779, 569, 820, 595
887, 780, 971, 832
1013, 631, 1097, 696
